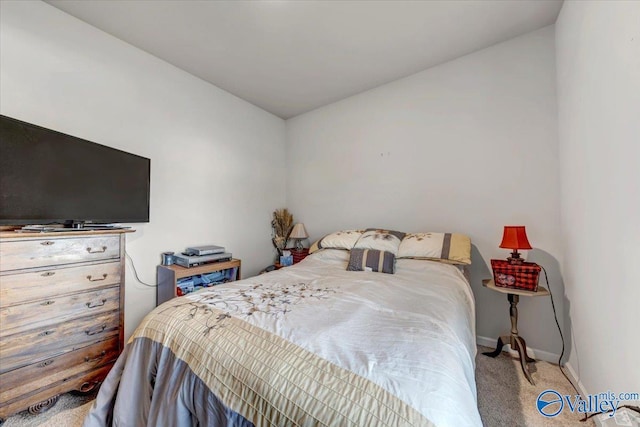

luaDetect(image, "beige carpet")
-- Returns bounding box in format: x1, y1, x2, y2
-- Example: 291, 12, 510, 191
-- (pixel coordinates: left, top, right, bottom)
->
476, 345, 592, 426
3, 346, 593, 426
2, 391, 96, 427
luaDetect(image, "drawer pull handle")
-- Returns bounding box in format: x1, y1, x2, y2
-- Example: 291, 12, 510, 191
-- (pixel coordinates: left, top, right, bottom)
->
38, 330, 54, 337
41, 271, 55, 277
85, 324, 107, 336
86, 299, 107, 308
38, 359, 54, 368
86, 246, 108, 254
40, 241, 55, 246
41, 300, 55, 306
84, 351, 106, 363
87, 274, 108, 282
79, 381, 99, 393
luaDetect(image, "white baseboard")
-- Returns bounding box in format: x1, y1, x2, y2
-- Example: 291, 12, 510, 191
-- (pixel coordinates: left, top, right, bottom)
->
476, 335, 560, 364
564, 361, 590, 397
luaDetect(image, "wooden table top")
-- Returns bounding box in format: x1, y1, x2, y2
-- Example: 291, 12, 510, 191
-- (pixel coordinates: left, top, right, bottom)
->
482, 279, 549, 297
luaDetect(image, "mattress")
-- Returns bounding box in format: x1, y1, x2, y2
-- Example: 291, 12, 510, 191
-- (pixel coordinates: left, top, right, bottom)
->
83, 249, 481, 426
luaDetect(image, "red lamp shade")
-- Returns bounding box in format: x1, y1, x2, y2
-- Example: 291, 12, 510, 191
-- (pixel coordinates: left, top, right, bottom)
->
499, 226, 532, 250
499, 226, 532, 265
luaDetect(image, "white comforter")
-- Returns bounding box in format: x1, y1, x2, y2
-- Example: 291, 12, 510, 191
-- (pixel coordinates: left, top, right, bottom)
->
187, 249, 481, 427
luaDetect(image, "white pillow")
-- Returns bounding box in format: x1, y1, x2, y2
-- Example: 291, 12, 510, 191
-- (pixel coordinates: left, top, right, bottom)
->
353, 228, 406, 256
397, 232, 471, 265
308, 230, 364, 254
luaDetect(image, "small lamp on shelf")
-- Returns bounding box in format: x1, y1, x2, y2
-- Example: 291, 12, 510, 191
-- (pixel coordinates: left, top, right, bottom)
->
499, 226, 532, 265
289, 223, 309, 251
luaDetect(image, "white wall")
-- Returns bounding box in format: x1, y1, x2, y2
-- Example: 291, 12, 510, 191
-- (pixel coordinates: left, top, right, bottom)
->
287, 26, 566, 356
556, 2, 640, 394
0, 0, 286, 339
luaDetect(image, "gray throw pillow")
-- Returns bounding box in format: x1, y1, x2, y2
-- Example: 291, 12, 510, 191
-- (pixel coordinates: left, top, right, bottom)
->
347, 248, 395, 274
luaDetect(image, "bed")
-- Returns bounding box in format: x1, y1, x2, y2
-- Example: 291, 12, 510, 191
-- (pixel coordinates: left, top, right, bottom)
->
83, 245, 482, 427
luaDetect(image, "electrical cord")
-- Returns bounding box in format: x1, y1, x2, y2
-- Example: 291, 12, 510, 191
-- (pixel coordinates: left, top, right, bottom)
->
541, 267, 575, 388
125, 251, 156, 287
582, 405, 640, 421
541, 265, 587, 421
542, 266, 640, 422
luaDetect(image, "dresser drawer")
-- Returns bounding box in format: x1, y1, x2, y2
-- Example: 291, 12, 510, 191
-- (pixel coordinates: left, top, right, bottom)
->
0, 311, 120, 373
0, 337, 119, 402
0, 362, 114, 419
0, 287, 120, 338
0, 235, 120, 271
0, 261, 121, 307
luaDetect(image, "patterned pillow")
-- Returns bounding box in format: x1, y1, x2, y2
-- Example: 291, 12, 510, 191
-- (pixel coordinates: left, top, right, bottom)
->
347, 248, 396, 274
397, 232, 471, 265
308, 230, 364, 254
352, 228, 406, 256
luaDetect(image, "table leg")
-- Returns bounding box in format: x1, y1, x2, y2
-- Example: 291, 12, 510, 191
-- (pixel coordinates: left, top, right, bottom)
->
518, 335, 536, 363
482, 335, 510, 358
483, 293, 536, 385
513, 336, 535, 384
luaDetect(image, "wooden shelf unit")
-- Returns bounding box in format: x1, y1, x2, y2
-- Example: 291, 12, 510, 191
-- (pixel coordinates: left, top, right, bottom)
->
156, 259, 241, 306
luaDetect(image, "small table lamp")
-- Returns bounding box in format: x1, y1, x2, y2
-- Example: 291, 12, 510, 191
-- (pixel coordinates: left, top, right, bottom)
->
499, 226, 532, 265
289, 223, 309, 251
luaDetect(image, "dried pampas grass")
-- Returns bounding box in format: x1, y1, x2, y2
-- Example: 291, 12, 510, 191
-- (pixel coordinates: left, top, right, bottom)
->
271, 208, 294, 256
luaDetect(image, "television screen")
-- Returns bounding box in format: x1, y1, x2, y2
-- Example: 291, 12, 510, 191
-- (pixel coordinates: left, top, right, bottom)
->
0, 115, 150, 225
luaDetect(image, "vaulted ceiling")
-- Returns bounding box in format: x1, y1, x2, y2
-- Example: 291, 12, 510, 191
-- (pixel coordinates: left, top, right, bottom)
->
47, 0, 563, 119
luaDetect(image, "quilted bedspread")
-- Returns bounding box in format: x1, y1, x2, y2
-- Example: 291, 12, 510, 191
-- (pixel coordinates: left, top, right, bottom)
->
83, 250, 481, 427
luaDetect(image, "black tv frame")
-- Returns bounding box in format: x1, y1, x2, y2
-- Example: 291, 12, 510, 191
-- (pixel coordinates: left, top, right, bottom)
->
0, 115, 150, 227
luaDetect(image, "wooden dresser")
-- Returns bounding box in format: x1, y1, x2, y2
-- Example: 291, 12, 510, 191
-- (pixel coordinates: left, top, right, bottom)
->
0, 229, 132, 420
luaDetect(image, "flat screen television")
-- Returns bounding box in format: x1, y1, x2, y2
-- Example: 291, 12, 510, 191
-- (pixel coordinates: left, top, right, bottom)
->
0, 115, 150, 227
